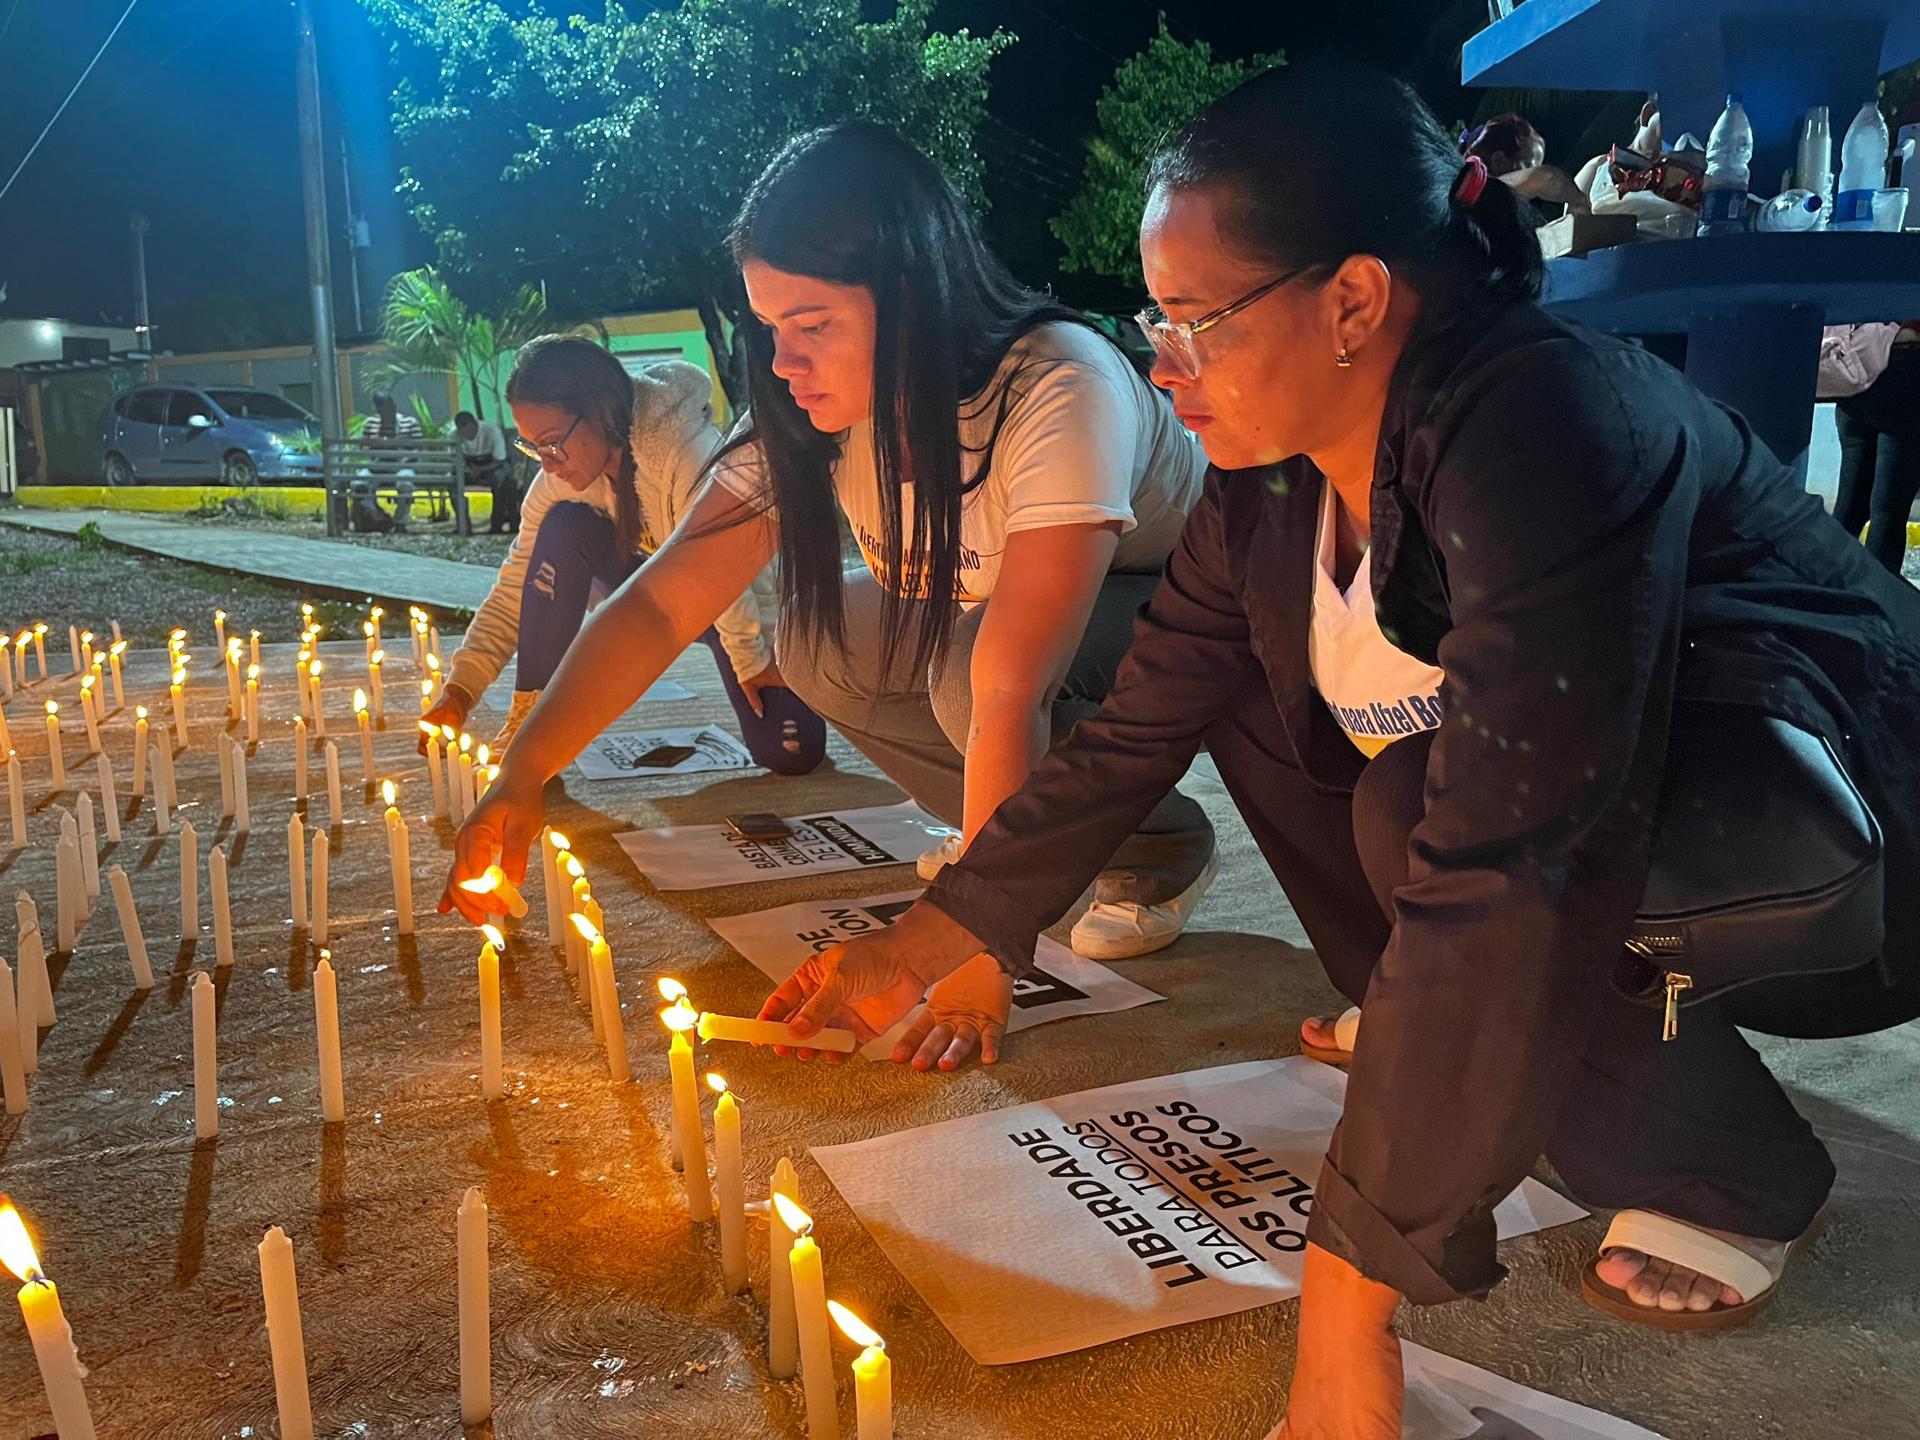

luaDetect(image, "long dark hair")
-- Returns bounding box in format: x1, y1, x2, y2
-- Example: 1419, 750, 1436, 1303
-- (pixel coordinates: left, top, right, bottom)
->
715, 122, 1096, 681
505, 334, 642, 556
1147, 60, 1544, 316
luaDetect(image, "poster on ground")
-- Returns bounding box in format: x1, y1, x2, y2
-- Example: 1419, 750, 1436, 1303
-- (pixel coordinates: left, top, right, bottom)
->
614, 802, 957, 891
812, 1057, 1587, 1365
480, 675, 695, 711
708, 889, 1162, 1059
569, 725, 756, 780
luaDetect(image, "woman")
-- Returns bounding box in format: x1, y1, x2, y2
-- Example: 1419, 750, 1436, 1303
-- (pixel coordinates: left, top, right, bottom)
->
443, 124, 1218, 999
1831, 323, 1920, 576
424, 335, 826, 774
758, 62, 1920, 1438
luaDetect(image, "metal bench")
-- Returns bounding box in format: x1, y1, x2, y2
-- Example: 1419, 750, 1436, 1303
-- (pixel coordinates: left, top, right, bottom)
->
323, 435, 469, 536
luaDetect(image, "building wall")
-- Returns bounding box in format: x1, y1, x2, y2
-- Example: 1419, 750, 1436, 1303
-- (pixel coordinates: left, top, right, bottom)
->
0, 320, 140, 369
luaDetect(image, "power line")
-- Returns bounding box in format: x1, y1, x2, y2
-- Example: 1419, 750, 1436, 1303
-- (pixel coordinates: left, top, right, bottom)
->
0, 0, 141, 206
981, 112, 1083, 182
1005, 0, 1126, 66
0, 0, 24, 50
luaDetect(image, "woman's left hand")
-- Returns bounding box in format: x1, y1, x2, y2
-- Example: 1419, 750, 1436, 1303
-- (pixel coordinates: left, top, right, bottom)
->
739, 661, 791, 718
1273, 1244, 1404, 1440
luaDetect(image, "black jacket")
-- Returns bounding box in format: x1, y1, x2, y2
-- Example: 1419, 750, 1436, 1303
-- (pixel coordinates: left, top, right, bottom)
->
927, 301, 1920, 1303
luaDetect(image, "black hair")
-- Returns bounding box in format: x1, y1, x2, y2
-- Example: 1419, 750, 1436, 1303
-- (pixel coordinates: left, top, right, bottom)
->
454, 410, 477, 427
714, 121, 1099, 681
1461, 112, 1546, 178
1147, 59, 1543, 316
506, 334, 641, 556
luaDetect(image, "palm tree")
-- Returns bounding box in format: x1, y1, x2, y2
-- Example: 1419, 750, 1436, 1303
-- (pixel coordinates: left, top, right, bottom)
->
377, 267, 550, 421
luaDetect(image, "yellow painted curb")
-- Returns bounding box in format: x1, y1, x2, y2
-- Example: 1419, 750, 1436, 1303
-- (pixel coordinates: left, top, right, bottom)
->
11, 485, 493, 525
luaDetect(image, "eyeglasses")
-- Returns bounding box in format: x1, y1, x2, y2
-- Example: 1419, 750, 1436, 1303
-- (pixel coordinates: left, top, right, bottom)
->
1135, 267, 1311, 378
512, 413, 582, 467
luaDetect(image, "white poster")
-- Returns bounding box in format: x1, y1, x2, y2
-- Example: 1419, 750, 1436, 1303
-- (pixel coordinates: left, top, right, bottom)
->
708, 889, 1163, 1060
480, 675, 695, 711
570, 725, 756, 780
614, 802, 957, 891
811, 1058, 1587, 1365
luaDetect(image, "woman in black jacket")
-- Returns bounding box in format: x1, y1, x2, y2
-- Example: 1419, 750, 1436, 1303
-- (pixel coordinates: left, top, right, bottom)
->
760, 60, 1920, 1438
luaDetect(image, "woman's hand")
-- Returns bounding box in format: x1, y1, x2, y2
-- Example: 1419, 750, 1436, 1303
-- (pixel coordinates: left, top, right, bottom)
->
418, 684, 475, 754
755, 901, 984, 1062
438, 762, 545, 925
738, 661, 790, 719
893, 952, 1013, 1070
1274, 1244, 1404, 1440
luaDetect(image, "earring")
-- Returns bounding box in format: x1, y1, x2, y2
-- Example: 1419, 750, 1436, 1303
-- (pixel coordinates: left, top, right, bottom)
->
1335, 347, 1354, 369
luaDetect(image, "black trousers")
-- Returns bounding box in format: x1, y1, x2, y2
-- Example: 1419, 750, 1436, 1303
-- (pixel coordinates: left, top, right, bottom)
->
1833, 346, 1920, 575
1203, 678, 1835, 1243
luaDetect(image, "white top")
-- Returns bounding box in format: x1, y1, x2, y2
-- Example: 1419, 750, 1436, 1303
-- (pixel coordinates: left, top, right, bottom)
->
1306, 478, 1447, 758
710, 322, 1207, 605
459, 419, 507, 461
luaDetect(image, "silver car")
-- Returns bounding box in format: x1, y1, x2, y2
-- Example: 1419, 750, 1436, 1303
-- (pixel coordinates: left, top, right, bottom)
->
99, 384, 323, 486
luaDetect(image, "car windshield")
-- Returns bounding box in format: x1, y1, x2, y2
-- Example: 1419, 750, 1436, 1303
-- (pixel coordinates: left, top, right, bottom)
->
207, 390, 312, 422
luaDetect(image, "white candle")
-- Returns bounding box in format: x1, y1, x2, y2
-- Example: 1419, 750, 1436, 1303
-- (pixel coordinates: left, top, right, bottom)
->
250, 629, 261, 670
192, 970, 217, 1140
225, 643, 242, 721
829, 1303, 893, 1440
216, 729, 235, 818
309, 660, 327, 740
293, 715, 308, 803
12, 943, 32, 1077
369, 651, 385, 725
95, 753, 119, 842
458, 864, 527, 919
0, 958, 26, 1114
54, 832, 79, 953
382, 782, 414, 934
419, 678, 434, 718
256, 1226, 314, 1440
108, 866, 154, 989
0, 701, 10, 754
424, 730, 447, 820
541, 829, 565, 948
232, 737, 251, 834
457, 1186, 491, 1426
151, 735, 172, 835
5, 751, 25, 850
314, 951, 344, 1123
108, 642, 126, 708
0, 638, 11, 698
311, 830, 329, 946
30, 624, 48, 680
179, 821, 198, 943
210, 845, 234, 968
768, 1156, 801, 1378
0, 1206, 95, 1438
354, 692, 374, 787
66, 625, 81, 673
566, 874, 591, 983
362, 621, 376, 663
288, 813, 307, 929
587, 926, 628, 1082
79, 681, 102, 755
324, 741, 341, 829
478, 925, 504, 1100
44, 702, 64, 791
429, 624, 442, 663
131, 706, 149, 804
710, 1076, 748, 1293
16, 899, 52, 1025
170, 667, 189, 752
455, 741, 474, 823
214, 609, 227, 653
581, 903, 606, 1041
76, 792, 100, 899
775, 1195, 839, 1440
663, 1005, 712, 1221
696, 1011, 859, 1053
246, 665, 261, 743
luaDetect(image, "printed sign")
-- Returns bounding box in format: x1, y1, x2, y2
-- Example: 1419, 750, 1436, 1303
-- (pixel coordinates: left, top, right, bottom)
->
570, 725, 756, 781
811, 1058, 1586, 1365
614, 802, 957, 892
708, 889, 1163, 1059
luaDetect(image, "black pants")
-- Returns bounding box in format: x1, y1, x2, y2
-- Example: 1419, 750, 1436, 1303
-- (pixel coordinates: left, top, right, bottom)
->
1833, 346, 1920, 575
475, 463, 520, 533
1203, 679, 1834, 1243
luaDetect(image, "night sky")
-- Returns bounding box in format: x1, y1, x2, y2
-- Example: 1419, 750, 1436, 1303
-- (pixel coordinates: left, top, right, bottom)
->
0, 0, 1575, 348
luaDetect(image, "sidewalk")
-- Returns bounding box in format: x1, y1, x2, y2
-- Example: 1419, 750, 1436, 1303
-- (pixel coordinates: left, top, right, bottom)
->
0, 507, 495, 612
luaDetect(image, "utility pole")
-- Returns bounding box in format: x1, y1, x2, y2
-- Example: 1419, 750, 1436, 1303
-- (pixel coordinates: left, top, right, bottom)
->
129, 214, 153, 352
295, 0, 346, 532
340, 137, 369, 334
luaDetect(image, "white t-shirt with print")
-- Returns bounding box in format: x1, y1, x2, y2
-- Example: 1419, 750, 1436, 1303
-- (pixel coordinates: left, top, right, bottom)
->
1307, 477, 1447, 757
710, 322, 1207, 605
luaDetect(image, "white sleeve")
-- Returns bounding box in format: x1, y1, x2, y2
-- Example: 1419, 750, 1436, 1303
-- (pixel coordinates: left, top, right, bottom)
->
487, 423, 507, 461
703, 421, 775, 514
445, 469, 561, 699
659, 429, 775, 685
993, 361, 1142, 537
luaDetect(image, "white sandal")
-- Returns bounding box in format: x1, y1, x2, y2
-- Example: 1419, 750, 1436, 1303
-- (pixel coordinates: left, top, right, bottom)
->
1581, 1205, 1827, 1332
1299, 1005, 1362, 1066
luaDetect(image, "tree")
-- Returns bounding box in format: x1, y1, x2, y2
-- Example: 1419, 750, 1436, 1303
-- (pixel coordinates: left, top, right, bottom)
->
377, 266, 550, 422
1051, 21, 1283, 290
360, 0, 1011, 408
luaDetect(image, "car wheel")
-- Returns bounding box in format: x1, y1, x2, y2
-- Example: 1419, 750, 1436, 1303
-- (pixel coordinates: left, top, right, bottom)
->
221, 451, 259, 487
103, 452, 135, 487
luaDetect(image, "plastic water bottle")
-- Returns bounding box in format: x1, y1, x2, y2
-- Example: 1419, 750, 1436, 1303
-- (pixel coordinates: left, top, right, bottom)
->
1795, 107, 1832, 229
1834, 100, 1889, 230
1756, 189, 1824, 232
1700, 94, 1753, 236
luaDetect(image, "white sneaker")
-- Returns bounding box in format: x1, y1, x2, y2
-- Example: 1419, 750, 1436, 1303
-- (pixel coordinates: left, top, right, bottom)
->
916, 831, 964, 882
1069, 846, 1221, 960
491, 689, 540, 754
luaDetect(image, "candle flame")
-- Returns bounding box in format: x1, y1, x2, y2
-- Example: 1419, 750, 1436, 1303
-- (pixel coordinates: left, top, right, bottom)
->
440, 725, 456, 743
247, 664, 260, 681
250, 628, 260, 639
656, 976, 688, 1002
480, 923, 505, 950
354, 689, 368, 715
427, 655, 441, 674
660, 1000, 699, 1033
80, 630, 94, 645
771, 1193, 813, 1236
301, 603, 314, 617
12, 631, 27, 646
371, 607, 385, 620
33, 623, 47, 636
563, 855, 585, 880
459, 734, 472, 754
135, 705, 148, 719
828, 1300, 884, 1351
421, 680, 434, 697
706, 1072, 728, 1095
227, 636, 241, 655
169, 628, 186, 642
0, 1204, 45, 1283
214, 610, 227, 622
362, 621, 374, 637
381, 779, 396, 806
310, 661, 324, 679
80, 675, 93, 692
568, 911, 602, 943
171, 669, 185, 687
548, 829, 571, 850
111, 640, 127, 655
371, 649, 385, 666
476, 743, 491, 767
44, 701, 56, 716
417, 720, 439, 736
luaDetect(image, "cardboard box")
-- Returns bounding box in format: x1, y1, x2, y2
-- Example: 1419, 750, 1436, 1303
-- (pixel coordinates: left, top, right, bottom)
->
1538, 211, 1642, 259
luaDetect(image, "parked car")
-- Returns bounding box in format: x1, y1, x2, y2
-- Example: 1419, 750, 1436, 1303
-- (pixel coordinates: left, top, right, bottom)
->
98, 384, 323, 486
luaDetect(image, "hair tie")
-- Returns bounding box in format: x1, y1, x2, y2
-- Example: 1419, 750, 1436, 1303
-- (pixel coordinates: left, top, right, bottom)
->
1453, 155, 1489, 208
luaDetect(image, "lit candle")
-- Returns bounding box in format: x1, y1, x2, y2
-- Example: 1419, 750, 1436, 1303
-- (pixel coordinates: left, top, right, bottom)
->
829, 1302, 893, 1440
382, 780, 413, 933
77, 676, 101, 754
565, 865, 590, 980
323, 740, 341, 829
696, 1011, 859, 1054
257, 1226, 314, 1440
0, 1204, 95, 1438
5, 751, 24, 850
774, 1194, 839, 1440
423, 725, 447, 820
661, 1002, 712, 1221
30, 623, 48, 680
0, 635, 11, 698
458, 864, 527, 920
246, 663, 260, 743
362, 620, 376, 663
293, 715, 308, 803
179, 820, 199, 944
192, 970, 217, 1140
311, 830, 329, 946
66, 625, 81, 673
582, 896, 605, 1018
455, 731, 474, 816
314, 950, 344, 1123
131, 705, 149, 804
95, 753, 119, 843
478, 923, 504, 1100
250, 628, 261, 670
210, 845, 234, 968
11, 632, 28, 691
76, 790, 100, 899
54, 831, 79, 953
225, 638, 243, 720
0, 701, 10, 754
232, 737, 251, 834
767, 1156, 801, 1379
571, 916, 628, 1081
214, 608, 227, 652
309, 660, 327, 740
419, 677, 434, 719
170, 666, 189, 751
369, 606, 384, 646
79, 631, 95, 673
151, 733, 173, 834
0, 958, 26, 1114
288, 813, 307, 929
709, 1074, 748, 1293
541, 829, 566, 948
108, 866, 154, 989
296, 649, 312, 725
167, 627, 186, 666
44, 702, 64, 791
108, 640, 126, 708
368, 650, 385, 725
428, 623, 442, 664
354, 691, 374, 787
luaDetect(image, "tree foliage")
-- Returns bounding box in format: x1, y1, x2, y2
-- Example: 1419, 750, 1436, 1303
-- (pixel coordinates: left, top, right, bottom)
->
377, 266, 549, 421
360, 0, 1011, 406
1051, 21, 1282, 288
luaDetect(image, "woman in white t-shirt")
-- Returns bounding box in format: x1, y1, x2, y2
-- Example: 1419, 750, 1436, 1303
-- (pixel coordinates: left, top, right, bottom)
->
442, 123, 1215, 1051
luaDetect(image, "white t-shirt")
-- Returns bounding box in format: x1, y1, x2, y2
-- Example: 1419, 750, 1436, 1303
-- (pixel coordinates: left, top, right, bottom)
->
1307, 478, 1447, 757
459, 419, 507, 462
710, 322, 1207, 605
